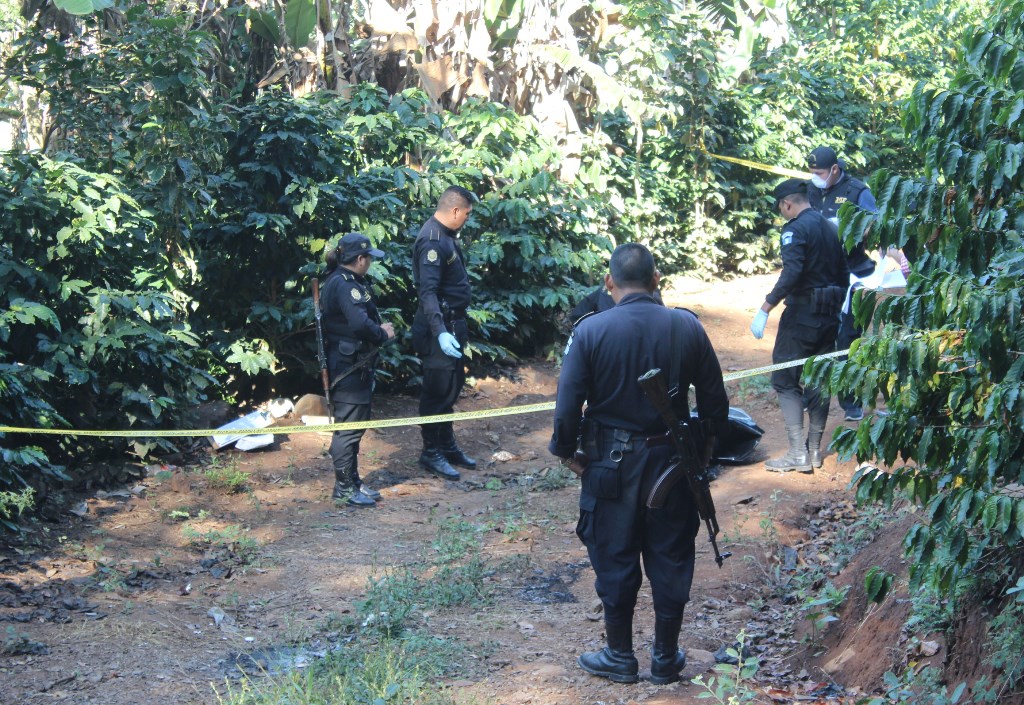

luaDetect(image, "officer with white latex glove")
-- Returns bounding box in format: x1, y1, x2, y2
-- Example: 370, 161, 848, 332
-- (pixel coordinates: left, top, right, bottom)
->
438, 331, 462, 358
750, 305, 771, 339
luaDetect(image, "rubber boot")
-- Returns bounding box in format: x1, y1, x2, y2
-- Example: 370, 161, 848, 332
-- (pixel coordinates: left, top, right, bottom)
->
806, 400, 829, 469
418, 427, 460, 480
439, 425, 477, 469
649, 617, 686, 685
764, 425, 812, 473
806, 427, 825, 469
577, 619, 639, 683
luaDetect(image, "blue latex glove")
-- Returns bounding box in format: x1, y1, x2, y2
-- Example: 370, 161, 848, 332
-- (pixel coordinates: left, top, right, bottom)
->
438, 331, 463, 358
750, 309, 769, 339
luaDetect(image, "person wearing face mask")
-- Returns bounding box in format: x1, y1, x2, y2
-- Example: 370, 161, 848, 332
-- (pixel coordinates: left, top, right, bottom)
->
807, 146, 877, 422
411, 185, 479, 481
750, 179, 849, 473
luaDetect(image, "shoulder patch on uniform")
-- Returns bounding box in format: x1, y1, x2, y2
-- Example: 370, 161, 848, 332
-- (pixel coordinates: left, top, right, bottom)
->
428, 231, 442, 241
781, 231, 794, 247
563, 331, 575, 356
426, 249, 439, 263
350, 287, 362, 302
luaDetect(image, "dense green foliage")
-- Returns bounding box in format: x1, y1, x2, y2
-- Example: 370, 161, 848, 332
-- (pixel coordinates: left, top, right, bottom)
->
0, 5, 610, 497
0, 0, 989, 518
807, 0, 1024, 694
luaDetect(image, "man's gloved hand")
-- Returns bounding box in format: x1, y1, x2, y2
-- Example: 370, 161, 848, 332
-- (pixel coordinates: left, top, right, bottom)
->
750, 309, 769, 339
438, 331, 462, 358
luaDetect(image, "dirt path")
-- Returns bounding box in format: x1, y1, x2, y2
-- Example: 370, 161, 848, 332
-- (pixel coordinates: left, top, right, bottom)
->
0, 274, 869, 705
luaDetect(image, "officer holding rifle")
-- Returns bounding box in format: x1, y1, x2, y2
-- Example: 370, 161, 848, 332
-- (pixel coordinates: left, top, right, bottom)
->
549, 243, 730, 685
317, 233, 395, 507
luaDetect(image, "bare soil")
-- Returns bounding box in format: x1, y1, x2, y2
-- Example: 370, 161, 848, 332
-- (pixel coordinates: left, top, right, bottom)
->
0, 274, 949, 704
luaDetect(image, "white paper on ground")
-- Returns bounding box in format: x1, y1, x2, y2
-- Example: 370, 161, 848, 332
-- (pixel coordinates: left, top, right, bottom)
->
234, 434, 275, 451
209, 410, 274, 449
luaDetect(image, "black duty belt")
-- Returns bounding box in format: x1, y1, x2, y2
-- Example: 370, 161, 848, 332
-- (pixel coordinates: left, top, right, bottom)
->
589, 427, 673, 462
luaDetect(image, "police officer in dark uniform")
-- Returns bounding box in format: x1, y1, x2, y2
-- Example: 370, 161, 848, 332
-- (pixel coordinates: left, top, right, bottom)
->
320, 233, 395, 506
412, 185, 477, 480
807, 146, 877, 421
569, 285, 663, 325
750, 179, 849, 472
549, 243, 729, 685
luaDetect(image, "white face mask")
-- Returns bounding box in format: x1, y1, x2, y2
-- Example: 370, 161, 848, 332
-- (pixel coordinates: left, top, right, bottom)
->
810, 174, 829, 189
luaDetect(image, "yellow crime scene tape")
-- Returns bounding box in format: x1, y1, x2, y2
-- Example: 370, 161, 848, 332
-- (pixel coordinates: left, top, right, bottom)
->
0, 349, 850, 438
0, 151, 819, 441
703, 149, 811, 180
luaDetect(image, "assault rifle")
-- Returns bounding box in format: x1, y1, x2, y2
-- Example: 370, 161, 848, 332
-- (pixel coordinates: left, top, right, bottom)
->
638, 368, 731, 568
311, 278, 333, 424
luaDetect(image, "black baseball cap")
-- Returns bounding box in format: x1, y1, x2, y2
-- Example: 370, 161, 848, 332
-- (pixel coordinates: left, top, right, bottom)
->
807, 146, 839, 170
772, 178, 808, 209
338, 232, 385, 262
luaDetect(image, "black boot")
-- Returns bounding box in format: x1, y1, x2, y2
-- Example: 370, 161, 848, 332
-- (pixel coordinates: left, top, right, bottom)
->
440, 438, 477, 469
764, 425, 812, 473
577, 619, 639, 684
649, 617, 686, 684
420, 426, 460, 480
437, 424, 476, 469
349, 470, 381, 502
358, 484, 382, 501
332, 480, 376, 507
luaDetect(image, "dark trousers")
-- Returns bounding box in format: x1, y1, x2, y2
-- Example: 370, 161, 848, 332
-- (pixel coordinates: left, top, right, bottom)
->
836, 308, 861, 413
576, 432, 699, 624
417, 319, 467, 445
771, 306, 838, 426
329, 399, 371, 482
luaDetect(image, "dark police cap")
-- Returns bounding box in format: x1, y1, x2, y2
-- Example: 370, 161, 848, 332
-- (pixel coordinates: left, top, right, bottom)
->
338, 232, 385, 261
807, 146, 839, 170
772, 178, 808, 208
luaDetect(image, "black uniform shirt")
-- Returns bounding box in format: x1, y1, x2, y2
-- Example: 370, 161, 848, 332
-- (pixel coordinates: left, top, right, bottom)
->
413, 216, 472, 337
568, 286, 665, 325
320, 268, 388, 372
808, 172, 877, 277
765, 208, 850, 307
549, 293, 729, 458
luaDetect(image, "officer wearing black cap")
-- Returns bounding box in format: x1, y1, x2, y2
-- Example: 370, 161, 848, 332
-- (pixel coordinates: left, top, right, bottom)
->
320, 232, 395, 506
550, 243, 729, 685
807, 146, 878, 422
411, 185, 477, 480
750, 179, 849, 473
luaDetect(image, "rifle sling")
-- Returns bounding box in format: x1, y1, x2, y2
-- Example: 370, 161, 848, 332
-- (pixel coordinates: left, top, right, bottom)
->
669, 310, 683, 400
327, 348, 380, 391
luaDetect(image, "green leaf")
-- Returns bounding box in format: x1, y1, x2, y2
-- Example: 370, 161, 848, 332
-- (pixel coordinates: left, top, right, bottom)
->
248, 9, 281, 45
52, 0, 98, 15
285, 0, 317, 48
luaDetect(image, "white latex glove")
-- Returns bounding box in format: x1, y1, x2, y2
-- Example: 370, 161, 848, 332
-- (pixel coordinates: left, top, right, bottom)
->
438, 331, 462, 358
750, 309, 769, 339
